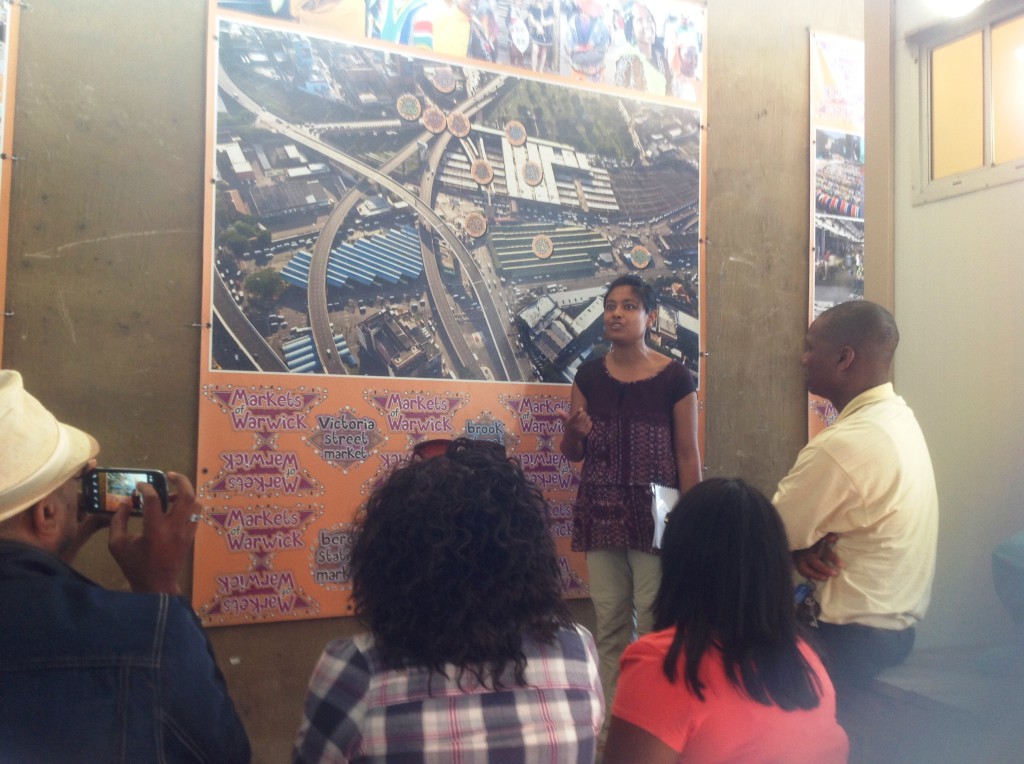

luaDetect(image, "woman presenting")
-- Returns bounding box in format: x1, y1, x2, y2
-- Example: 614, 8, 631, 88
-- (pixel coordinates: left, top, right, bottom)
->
559, 273, 701, 734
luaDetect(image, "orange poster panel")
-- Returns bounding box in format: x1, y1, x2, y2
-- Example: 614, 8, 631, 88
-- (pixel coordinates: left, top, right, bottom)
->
193, 374, 587, 624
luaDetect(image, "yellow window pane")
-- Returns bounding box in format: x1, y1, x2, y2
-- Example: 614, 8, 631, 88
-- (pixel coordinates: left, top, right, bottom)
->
992, 14, 1024, 165
931, 32, 984, 179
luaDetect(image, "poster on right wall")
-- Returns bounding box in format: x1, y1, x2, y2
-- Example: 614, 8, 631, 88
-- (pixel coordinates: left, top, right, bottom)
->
809, 31, 864, 434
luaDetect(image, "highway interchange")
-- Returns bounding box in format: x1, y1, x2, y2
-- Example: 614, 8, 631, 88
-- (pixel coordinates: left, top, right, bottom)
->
218, 65, 524, 380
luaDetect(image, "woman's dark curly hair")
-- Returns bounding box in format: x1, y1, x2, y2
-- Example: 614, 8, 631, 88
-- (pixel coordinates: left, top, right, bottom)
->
350, 438, 572, 688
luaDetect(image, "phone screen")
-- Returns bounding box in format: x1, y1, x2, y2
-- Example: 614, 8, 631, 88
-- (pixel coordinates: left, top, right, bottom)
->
83, 469, 168, 514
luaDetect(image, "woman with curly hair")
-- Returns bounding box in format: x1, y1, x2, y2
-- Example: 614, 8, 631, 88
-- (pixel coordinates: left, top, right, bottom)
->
604, 478, 848, 763
294, 439, 603, 763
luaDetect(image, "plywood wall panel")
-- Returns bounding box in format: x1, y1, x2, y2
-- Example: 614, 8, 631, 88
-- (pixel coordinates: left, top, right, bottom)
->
704, 2, 863, 493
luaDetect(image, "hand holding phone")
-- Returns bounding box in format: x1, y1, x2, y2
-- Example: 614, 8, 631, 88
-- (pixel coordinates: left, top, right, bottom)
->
107, 471, 201, 596
82, 468, 169, 515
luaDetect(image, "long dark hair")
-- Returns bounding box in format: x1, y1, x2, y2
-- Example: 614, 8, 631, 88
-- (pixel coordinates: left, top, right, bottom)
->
350, 438, 571, 687
654, 477, 823, 710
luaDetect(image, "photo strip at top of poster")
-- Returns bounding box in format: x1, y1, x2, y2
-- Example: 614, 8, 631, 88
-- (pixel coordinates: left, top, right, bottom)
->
217, 0, 706, 104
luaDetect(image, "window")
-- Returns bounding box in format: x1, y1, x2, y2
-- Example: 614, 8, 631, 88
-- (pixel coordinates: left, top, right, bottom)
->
992, 14, 1024, 165
912, 1, 1024, 203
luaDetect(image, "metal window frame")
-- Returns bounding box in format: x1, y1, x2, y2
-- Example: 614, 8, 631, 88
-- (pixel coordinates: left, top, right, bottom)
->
908, 0, 1024, 205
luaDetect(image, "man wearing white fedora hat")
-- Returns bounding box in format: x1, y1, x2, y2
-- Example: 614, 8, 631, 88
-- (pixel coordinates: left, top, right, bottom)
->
0, 370, 250, 763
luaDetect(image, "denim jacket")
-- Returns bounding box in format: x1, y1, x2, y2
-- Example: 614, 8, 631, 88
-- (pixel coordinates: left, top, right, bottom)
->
0, 540, 251, 763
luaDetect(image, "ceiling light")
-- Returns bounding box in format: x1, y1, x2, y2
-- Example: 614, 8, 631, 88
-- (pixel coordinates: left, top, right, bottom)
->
925, 0, 987, 18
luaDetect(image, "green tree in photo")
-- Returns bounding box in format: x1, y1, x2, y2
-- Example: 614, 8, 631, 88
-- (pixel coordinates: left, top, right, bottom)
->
244, 268, 286, 309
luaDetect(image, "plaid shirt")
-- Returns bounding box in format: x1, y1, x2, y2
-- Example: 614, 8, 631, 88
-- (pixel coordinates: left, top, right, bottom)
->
294, 625, 603, 763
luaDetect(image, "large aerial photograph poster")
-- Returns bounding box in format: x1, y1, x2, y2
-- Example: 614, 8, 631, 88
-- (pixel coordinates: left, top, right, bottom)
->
195, 0, 706, 626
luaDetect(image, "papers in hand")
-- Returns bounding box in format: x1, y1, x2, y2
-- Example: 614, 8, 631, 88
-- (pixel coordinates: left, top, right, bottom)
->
651, 483, 680, 549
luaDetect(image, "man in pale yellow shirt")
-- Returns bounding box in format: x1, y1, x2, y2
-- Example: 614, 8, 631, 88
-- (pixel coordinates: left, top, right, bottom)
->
773, 301, 938, 690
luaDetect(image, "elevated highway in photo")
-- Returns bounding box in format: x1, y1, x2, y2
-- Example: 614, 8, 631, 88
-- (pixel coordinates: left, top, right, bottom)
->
218, 65, 521, 380
211, 269, 288, 373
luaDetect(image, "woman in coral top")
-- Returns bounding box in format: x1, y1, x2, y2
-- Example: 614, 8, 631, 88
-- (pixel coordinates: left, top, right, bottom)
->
604, 478, 849, 763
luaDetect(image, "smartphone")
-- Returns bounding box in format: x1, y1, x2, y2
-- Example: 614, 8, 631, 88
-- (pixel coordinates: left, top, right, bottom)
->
82, 468, 169, 515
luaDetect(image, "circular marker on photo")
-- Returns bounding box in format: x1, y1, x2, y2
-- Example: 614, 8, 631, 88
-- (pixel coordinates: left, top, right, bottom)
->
505, 120, 528, 146
522, 160, 543, 186
532, 234, 553, 259
396, 93, 422, 121
630, 245, 652, 269
465, 212, 487, 238
447, 111, 471, 137
431, 68, 457, 93
471, 159, 494, 185
422, 106, 446, 134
